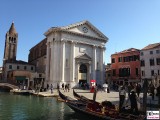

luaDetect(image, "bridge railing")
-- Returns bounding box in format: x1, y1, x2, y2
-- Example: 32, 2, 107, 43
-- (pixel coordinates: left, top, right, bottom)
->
0, 80, 19, 86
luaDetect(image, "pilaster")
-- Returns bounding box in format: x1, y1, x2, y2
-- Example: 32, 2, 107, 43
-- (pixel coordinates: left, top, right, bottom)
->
45, 41, 50, 84
61, 40, 66, 82
92, 45, 97, 80
100, 47, 105, 84
50, 41, 55, 83
70, 41, 75, 82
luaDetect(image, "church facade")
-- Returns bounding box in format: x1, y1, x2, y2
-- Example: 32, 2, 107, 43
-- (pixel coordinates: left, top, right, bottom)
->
44, 21, 108, 88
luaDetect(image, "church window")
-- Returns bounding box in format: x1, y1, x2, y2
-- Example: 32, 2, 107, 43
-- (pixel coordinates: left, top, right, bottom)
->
11, 37, 13, 42
14, 38, 16, 43
9, 65, 12, 69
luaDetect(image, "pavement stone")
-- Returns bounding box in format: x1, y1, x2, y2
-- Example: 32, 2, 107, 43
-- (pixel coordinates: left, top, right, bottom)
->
36, 88, 159, 110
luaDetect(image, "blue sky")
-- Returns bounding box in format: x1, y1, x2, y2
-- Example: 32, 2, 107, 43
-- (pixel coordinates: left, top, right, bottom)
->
0, 0, 160, 66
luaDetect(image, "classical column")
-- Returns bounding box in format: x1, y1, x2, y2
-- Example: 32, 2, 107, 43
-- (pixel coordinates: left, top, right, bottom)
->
77, 62, 80, 82
61, 41, 65, 82
100, 47, 105, 84
53, 41, 58, 82
70, 41, 75, 82
50, 41, 55, 83
88, 62, 91, 82
89, 62, 91, 80
92, 46, 97, 80
45, 42, 50, 84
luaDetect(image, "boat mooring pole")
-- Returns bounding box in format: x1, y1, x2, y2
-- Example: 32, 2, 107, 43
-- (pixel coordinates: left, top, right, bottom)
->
142, 78, 148, 114
93, 88, 97, 102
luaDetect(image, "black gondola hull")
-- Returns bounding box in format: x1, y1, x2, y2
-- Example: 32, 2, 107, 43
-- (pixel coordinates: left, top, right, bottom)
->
66, 102, 111, 120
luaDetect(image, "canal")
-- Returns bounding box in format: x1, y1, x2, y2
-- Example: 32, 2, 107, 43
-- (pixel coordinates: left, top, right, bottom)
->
0, 91, 92, 120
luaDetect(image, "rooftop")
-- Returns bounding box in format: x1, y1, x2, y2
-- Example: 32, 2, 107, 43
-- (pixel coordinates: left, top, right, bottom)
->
141, 42, 160, 50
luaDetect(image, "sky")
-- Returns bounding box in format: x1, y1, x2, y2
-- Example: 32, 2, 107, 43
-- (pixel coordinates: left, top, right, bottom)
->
0, 0, 160, 66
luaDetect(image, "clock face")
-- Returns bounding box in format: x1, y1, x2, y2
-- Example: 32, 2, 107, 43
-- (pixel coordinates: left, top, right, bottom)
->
82, 27, 88, 33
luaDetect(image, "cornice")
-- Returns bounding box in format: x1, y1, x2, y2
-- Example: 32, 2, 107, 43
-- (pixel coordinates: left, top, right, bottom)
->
44, 29, 108, 43
61, 38, 105, 49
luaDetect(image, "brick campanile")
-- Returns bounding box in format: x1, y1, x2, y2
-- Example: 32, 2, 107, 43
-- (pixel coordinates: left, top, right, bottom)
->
3, 22, 18, 62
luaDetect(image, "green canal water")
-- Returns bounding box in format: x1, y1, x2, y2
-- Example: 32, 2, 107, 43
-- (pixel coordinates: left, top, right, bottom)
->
0, 92, 91, 120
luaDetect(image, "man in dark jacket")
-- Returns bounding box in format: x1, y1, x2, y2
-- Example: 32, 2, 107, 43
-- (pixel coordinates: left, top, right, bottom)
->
130, 91, 138, 114
157, 85, 160, 105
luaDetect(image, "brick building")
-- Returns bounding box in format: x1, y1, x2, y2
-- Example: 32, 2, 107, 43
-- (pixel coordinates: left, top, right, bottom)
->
28, 38, 47, 87
2, 22, 36, 89
111, 48, 141, 85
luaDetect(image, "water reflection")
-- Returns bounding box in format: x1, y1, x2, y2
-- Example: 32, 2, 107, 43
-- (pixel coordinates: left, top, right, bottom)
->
0, 92, 93, 120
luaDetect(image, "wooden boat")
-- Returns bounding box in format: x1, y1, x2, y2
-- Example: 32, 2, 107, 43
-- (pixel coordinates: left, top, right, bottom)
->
73, 89, 92, 103
58, 89, 145, 120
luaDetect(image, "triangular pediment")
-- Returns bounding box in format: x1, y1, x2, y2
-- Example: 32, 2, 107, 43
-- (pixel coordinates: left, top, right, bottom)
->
75, 53, 92, 60
60, 20, 108, 41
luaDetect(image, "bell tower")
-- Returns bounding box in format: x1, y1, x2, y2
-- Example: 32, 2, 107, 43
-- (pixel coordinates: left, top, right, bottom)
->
3, 22, 18, 62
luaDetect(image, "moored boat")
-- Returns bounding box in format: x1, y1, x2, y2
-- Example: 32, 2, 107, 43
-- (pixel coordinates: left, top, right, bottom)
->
73, 89, 92, 103
58, 89, 145, 120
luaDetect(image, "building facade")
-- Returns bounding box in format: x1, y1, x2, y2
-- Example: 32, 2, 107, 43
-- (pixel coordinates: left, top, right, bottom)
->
105, 63, 111, 85
3, 61, 35, 87
2, 23, 36, 89
28, 38, 47, 73
0, 67, 2, 81
28, 38, 47, 87
44, 20, 108, 88
140, 43, 160, 87
111, 48, 141, 85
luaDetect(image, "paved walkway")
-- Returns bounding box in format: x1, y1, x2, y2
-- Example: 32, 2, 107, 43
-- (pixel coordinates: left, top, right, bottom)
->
34, 88, 159, 110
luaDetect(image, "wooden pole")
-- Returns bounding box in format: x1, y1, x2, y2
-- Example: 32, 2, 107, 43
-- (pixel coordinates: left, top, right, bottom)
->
93, 87, 97, 102
142, 78, 148, 113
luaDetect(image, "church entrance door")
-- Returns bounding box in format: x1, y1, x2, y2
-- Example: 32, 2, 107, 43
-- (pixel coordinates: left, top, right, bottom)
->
78, 64, 87, 87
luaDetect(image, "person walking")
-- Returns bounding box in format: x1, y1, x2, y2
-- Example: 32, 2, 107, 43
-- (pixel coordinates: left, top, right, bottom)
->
67, 84, 70, 92
156, 85, 160, 105
64, 84, 68, 92
47, 84, 49, 90
150, 83, 155, 100
130, 90, 139, 114
136, 83, 141, 97
62, 83, 64, 90
50, 84, 53, 94
119, 86, 126, 112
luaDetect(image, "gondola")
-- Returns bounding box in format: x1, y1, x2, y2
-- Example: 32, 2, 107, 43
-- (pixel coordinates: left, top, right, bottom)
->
73, 89, 92, 103
58, 89, 145, 120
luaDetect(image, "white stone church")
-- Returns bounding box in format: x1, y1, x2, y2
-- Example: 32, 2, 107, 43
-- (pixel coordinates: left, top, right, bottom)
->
44, 20, 108, 88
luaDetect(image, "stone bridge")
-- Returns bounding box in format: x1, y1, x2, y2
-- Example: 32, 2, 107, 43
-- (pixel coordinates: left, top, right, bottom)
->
0, 83, 19, 89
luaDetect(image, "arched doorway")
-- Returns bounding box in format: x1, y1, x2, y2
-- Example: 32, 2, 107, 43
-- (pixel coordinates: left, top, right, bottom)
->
79, 64, 87, 86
